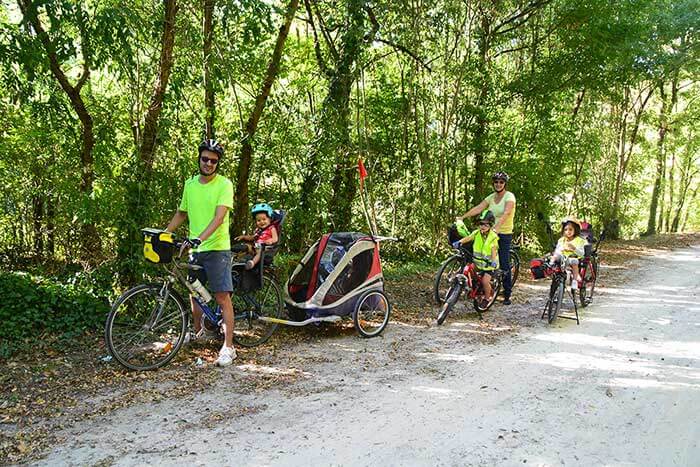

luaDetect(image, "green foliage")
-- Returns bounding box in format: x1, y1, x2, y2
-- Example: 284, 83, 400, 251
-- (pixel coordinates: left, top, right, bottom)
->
0, 0, 698, 292
0, 271, 110, 359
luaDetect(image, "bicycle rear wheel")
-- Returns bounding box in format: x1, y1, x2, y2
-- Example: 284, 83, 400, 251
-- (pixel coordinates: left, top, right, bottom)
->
580, 257, 598, 307
437, 281, 462, 325
105, 284, 188, 371
233, 275, 282, 347
434, 255, 466, 304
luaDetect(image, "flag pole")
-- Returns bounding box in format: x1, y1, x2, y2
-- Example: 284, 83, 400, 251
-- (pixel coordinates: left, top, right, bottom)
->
357, 157, 376, 236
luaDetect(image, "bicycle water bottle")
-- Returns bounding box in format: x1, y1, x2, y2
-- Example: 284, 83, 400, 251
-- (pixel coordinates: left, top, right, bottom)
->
188, 277, 212, 303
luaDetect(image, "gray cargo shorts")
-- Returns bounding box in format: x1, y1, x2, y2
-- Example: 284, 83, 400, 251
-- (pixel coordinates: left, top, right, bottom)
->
188, 250, 233, 293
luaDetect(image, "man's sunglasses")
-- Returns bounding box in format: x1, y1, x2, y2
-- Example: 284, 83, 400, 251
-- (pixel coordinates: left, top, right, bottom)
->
478, 222, 491, 226
200, 156, 219, 165
492, 180, 505, 184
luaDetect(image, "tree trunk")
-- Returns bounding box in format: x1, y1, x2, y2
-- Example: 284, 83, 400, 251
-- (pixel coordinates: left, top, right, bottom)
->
203, 0, 215, 139
18, 0, 99, 260
645, 82, 667, 236
611, 85, 653, 227
327, 0, 372, 231
138, 0, 178, 170
46, 197, 55, 257
662, 77, 679, 233
232, 0, 299, 235
32, 195, 43, 257
471, 12, 491, 206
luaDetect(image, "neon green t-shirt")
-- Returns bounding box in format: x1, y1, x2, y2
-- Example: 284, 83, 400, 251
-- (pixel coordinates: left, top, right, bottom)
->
178, 174, 233, 252
485, 191, 516, 234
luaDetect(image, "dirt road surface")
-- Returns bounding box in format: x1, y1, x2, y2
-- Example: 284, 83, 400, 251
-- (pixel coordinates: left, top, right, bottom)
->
37, 246, 700, 466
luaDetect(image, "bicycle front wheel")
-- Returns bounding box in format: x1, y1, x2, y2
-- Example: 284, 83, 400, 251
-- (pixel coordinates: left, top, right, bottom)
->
548, 278, 564, 324
105, 284, 188, 371
434, 255, 466, 304
233, 275, 282, 347
437, 281, 462, 325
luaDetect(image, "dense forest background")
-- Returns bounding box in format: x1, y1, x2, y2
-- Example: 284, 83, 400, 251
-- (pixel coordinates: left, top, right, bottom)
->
0, 0, 699, 350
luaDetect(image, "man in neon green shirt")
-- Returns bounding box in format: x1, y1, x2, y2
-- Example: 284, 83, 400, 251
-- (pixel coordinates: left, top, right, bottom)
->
166, 139, 236, 367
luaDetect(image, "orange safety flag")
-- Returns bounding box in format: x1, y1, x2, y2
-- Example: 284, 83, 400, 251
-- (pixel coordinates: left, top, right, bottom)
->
358, 157, 368, 188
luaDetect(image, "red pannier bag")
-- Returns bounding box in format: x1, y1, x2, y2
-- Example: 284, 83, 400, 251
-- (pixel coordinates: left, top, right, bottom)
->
529, 258, 548, 279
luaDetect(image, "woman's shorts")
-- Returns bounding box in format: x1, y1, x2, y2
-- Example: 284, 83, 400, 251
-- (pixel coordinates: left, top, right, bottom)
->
189, 250, 233, 293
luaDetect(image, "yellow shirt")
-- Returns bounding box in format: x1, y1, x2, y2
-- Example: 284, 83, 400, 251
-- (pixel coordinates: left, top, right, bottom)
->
485, 191, 516, 234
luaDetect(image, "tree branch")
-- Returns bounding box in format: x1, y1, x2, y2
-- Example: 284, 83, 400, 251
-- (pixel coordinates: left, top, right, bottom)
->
303, 0, 332, 77
493, 0, 552, 36
374, 38, 432, 72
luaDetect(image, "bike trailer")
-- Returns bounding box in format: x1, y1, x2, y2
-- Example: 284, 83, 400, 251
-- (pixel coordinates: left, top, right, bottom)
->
284, 232, 384, 321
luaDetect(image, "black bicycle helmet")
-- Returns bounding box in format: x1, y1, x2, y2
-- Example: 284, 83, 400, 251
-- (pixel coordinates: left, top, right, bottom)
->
492, 171, 509, 183
198, 139, 224, 158
478, 210, 496, 226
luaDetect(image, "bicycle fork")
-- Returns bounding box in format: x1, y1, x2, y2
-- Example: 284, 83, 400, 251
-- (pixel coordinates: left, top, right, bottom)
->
144, 279, 176, 331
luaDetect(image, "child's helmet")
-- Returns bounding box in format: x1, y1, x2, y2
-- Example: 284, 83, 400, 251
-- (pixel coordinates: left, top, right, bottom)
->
478, 210, 496, 225
561, 217, 582, 236
251, 203, 273, 218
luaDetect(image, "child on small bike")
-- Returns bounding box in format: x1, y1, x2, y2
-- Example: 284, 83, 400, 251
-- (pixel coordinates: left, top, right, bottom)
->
452, 210, 499, 307
234, 203, 279, 270
551, 218, 587, 290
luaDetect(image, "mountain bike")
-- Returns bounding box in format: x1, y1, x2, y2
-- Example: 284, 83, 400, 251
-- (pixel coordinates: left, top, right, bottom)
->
434, 244, 517, 304
105, 230, 283, 371
436, 247, 502, 324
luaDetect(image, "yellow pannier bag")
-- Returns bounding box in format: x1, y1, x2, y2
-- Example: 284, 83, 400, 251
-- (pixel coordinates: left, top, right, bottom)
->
142, 228, 175, 264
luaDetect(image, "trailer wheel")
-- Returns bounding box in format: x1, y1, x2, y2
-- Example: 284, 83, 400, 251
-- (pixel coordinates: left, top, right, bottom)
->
353, 290, 390, 338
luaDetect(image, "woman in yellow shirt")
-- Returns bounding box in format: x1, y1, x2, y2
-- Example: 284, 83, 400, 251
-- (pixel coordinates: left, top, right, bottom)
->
457, 172, 516, 304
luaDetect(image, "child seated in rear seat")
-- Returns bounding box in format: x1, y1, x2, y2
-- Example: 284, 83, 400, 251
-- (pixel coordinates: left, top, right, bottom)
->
234, 203, 279, 270
551, 218, 588, 290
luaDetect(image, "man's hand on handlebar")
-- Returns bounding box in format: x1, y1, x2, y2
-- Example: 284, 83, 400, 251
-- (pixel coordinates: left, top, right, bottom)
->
179, 237, 201, 254
452, 240, 462, 249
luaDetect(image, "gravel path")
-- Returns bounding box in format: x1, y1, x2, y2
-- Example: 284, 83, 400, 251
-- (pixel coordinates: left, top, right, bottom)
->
36, 246, 700, 466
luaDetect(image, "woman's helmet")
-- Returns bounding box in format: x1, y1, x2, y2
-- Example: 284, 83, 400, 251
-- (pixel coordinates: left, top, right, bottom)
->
251, 203, 273, 218
198, 139, 224, 158
492, 171, 509, 183
561, 217, 582, 236
478, 210, 496, 226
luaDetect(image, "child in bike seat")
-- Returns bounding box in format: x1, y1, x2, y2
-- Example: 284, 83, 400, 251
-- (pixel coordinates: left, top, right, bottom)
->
452, 210, 499, 307
234, 203, 279, 270
551, 218, 588, 290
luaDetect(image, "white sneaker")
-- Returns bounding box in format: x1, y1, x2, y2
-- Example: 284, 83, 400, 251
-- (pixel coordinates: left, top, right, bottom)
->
571, 279, 578, 290
215, 345, 237, 367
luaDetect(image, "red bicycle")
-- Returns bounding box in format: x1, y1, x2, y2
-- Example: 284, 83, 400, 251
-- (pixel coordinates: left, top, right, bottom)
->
577, 223, 610, 307
436, 247, 501, 325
